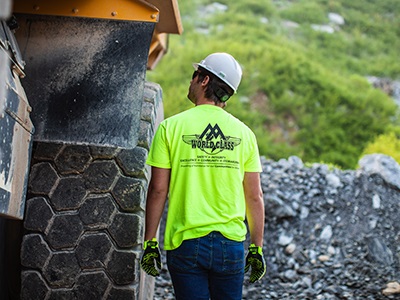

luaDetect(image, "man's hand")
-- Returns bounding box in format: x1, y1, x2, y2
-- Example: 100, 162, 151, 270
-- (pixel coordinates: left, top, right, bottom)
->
140, 238, 162, 276
245, 244, 266, 283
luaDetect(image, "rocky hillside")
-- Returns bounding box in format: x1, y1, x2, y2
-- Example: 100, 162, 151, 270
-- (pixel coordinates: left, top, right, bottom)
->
154, 154, 400, 299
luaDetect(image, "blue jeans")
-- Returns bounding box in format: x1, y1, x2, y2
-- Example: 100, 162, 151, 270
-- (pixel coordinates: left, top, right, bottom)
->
166, 231, 245, 300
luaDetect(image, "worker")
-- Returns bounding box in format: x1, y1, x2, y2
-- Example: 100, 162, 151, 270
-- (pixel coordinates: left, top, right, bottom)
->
140, 52, 266, 299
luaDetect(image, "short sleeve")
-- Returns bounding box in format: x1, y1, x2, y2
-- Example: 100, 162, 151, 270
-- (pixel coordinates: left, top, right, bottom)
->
244, 132, 262, 173
146, 123, 171, 169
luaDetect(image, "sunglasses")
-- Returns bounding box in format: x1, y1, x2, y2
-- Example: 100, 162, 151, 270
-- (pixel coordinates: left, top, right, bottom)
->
192, 70, 199, 80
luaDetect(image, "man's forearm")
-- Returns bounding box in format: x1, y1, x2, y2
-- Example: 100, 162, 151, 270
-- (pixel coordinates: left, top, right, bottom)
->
144, 190, 167, 240
246, 197, 265, 246
243, 172, 265, 247
144, 167, 170, 241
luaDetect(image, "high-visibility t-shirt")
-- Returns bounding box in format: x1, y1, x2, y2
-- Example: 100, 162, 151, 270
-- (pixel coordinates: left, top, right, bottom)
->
146, 104, 262, 250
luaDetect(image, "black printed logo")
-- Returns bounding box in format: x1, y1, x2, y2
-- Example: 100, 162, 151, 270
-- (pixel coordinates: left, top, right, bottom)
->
182, 123, 241, 155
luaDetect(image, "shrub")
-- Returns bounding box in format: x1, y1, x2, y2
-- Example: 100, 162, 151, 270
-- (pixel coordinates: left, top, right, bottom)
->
361, 132, 400, 164
147, 0, 400, 169
279, 1, 327, 24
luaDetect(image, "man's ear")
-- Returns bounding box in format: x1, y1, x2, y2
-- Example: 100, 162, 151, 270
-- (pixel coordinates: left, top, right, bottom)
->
201, 75, 210, 86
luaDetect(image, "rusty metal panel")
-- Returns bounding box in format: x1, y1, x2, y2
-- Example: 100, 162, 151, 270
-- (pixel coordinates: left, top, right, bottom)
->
147, 0, 183, 34
13, 0, 159, 22
0, 21, 34, 219
146, 0, 183, 69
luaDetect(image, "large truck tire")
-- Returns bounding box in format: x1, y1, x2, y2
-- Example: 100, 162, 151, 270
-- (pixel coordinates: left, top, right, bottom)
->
20, 82, 163, 299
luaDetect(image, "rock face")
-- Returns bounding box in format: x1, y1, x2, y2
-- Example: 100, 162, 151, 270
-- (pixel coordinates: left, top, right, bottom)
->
367, 76, 400, 107
155, 154, 400, 299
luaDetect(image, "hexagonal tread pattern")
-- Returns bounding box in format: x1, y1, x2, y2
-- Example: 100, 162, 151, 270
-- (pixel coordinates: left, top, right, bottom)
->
21, 83, 163, 299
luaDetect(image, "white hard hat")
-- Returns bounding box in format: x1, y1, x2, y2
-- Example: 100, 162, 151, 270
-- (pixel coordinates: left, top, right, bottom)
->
193, 52, 242, 93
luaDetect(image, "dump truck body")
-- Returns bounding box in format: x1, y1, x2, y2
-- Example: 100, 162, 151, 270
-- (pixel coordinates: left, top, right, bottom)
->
0, 0, 182, 298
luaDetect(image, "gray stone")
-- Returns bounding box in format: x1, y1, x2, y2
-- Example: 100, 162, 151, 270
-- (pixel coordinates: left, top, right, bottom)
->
328, 12, 345, 25
288, 156, 304, 168
154, 155, 400, 299
265, 195, 296, 219
300, 206, 309, 219
372, 193, 381, 209
284, 269, 298, 281
311, 24, 335, 34
366, 236, 394, 266
326, 173, 342, 188
359, 154, 400, 190
278, 233, 293, 246
320, 225, 333, 240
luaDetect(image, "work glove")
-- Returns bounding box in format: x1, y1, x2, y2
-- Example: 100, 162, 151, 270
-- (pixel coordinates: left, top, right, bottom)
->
140, 238, 162, 277
245, 244, 266, 283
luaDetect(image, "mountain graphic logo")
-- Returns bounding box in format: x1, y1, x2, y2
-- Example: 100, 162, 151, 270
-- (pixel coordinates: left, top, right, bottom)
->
182, 123, 241, 155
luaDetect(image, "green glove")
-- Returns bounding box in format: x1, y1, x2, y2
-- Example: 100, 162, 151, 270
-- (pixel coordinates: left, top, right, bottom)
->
245, 244, 266, 283
140, 238, 162, 277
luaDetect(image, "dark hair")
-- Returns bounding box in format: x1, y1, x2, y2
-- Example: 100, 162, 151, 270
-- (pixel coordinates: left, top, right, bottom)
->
196, 67, 234, 103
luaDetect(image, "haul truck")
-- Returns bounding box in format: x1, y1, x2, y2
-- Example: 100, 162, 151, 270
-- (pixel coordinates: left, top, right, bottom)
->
0, 0, 182, 298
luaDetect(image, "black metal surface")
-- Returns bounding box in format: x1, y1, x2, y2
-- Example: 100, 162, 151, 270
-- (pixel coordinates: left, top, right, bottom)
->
0, 217, 23, 299
14, 15, 155, 148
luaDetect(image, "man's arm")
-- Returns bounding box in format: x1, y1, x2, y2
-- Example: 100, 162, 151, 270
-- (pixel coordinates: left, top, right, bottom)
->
243, 172, 265, 246
144, 166, 171, 241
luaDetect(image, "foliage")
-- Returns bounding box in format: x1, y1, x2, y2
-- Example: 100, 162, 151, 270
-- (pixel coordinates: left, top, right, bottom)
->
147, 0, 400, 169
361, 131, 400, 164
279, 1, 328, 24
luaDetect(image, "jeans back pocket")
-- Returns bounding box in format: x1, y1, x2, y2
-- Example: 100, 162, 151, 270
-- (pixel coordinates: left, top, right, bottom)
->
167, 238, 199, 271
221, 240, 245, 274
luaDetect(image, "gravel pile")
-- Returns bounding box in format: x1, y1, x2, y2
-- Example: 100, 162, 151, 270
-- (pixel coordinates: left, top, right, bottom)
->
154, 154, 400, 299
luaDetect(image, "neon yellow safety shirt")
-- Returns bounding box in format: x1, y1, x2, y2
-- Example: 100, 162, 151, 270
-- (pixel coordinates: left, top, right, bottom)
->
146, 104, 262, 250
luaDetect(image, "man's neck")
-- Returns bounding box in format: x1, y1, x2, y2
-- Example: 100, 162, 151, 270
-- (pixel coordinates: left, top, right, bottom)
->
195, 97, 225, 108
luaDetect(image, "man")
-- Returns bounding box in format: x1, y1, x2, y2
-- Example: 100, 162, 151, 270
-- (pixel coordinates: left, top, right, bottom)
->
141, 52, 266, 299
